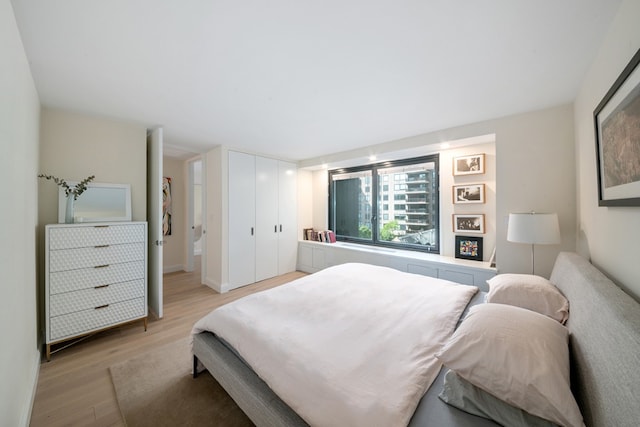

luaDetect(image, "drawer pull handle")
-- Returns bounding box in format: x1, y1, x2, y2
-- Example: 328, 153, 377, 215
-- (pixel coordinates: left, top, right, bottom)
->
94, 264, 110, 269
95, 244, 110, 248
94, 284, 109, 289
95, 304, 109, 310
94, 225, 110, 228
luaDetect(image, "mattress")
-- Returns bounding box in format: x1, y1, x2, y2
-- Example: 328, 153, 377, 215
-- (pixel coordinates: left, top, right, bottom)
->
192, 290, 498, 426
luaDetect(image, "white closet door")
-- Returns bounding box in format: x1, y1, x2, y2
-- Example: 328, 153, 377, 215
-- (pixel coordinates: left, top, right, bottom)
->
228, 151, 256, 287
278, 161, 298, 274
255, 156, 279, 282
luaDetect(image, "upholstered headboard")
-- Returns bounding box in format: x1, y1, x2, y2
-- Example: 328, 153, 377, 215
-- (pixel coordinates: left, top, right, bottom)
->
550, 252, 640, 427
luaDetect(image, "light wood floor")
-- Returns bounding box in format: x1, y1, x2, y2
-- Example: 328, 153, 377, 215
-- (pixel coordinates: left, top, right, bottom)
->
30, 260, 306, 426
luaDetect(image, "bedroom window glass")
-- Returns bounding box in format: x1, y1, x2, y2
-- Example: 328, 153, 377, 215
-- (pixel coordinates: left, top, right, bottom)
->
331, 169, 374, 240
329, 155, 439, 253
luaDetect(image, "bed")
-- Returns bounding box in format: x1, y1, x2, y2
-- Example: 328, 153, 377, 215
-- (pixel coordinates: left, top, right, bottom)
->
191, 253, 640, 427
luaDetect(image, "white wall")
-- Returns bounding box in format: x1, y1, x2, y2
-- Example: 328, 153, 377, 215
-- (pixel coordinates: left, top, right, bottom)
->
311, 169, 329, 231
38, 108, 147, 225
302, 104, 576, 278
574, 0, 640, 300
494, 105, 576, 278
204, 146, 226, 291
297, 169, 314, 240
440, 142, 496, 260
0, 0, 41, 425
162, 157, 186, 272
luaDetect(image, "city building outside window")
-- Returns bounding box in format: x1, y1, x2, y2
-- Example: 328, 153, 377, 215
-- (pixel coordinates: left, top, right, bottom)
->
328, 155, 439, 253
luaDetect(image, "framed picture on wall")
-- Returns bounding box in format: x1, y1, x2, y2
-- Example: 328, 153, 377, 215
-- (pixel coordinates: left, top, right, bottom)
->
453, 153, 485, 176
162, 177, 172, 235
455, 235, 483, 261
452, 214, 485, 234
453, 183, 485, 204
594, 46, 640, 206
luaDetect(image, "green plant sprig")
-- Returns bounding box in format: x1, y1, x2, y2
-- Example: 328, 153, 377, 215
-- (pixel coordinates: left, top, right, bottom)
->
38, 174, 96, 200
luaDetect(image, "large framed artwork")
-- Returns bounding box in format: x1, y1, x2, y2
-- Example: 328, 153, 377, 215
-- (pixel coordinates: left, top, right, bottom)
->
594, 47, 640, 206
454, 235, 483, 261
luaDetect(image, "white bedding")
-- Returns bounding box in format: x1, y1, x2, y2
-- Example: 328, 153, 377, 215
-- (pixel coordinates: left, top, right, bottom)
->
192, 263, 478, 427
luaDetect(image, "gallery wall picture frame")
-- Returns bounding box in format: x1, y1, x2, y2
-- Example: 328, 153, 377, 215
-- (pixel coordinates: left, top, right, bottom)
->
594, 46, 640, 206
455, 235, 483, 261
452, 183, 485, 204
162, 177, 172, 236
452, 214, 485, 234
453, 153, 485, 176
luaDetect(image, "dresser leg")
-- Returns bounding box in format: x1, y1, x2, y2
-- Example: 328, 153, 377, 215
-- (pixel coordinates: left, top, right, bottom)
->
46, 344, 51, 362
143, 317, 148, 331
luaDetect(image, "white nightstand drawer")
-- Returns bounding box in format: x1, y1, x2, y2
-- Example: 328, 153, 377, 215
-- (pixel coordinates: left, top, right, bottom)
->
50, 279, 145, 317
49, 297, 146, 342
49, 260, 145, 294
49, 223, 146, 250
49, 242, 145, 272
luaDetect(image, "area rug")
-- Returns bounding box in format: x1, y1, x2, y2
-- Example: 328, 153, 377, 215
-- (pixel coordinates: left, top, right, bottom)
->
109, 337, 253, 426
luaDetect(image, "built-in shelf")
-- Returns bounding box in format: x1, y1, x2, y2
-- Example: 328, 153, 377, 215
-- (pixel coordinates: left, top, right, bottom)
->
297, 240, 497, 291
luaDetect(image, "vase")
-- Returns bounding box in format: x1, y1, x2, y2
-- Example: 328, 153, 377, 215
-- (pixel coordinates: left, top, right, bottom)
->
65, 196, 75, 224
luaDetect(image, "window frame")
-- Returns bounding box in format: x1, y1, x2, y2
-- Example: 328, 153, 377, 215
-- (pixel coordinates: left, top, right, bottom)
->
328, 154, 440, 253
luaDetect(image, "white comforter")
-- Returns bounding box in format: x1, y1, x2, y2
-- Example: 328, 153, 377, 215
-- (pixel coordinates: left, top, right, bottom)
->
192, 263, 477, 427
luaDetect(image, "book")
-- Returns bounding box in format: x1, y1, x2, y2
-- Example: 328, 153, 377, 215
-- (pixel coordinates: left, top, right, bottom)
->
303, 228, 314, 240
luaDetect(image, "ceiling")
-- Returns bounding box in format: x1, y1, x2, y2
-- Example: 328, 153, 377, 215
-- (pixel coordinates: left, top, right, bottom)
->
11, 1, 621, 161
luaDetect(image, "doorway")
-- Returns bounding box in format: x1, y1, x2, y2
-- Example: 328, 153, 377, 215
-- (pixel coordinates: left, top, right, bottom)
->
186, 156, 206, 283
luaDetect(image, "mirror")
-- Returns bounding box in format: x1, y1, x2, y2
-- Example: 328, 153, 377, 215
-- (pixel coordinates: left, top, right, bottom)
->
58, 182, 132, 223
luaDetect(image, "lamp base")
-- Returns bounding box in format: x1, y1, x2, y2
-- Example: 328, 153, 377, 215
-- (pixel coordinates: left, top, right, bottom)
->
530, 243, 535, 275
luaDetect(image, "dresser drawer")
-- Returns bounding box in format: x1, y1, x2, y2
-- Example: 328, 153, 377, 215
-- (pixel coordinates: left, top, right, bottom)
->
49, 223, 146, 250
49, 260, 145, 294
49, 297, 146, 342
49, 242, 145, 272
50, 279, 145, 317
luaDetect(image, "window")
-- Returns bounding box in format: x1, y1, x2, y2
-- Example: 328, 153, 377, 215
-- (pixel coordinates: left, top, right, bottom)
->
329, 155, 439, 253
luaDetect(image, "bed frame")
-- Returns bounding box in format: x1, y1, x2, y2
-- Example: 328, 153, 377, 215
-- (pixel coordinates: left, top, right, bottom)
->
193, 252, 640, 426
549, 252, 640, 427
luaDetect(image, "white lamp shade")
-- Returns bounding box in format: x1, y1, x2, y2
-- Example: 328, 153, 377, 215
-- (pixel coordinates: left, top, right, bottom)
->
507, 213, 561, 245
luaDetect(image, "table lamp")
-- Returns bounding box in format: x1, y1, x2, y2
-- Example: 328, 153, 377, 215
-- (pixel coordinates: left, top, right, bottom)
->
507, 212, 560, 274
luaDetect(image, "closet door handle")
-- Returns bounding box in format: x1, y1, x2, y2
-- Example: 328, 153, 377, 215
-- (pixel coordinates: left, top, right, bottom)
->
274, 225, 277, 233
280, 224, 283, 232
251, 227, 254, 236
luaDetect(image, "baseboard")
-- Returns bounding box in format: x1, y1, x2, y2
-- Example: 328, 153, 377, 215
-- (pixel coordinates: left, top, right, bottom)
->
204, 277, 223, 293
21, 348, 41, 427
163, 264, 184, 274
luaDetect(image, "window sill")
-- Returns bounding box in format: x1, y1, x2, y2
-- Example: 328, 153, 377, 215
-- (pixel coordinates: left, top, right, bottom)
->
297, 240, 496, 290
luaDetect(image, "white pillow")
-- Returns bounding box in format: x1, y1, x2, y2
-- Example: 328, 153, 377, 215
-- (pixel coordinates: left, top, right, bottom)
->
435, 303, 584, 427
439, 369, 559, 427
486, 274, 569, 323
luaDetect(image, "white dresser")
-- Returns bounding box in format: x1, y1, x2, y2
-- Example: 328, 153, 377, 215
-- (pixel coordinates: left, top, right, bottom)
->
45, 222, 148, 360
